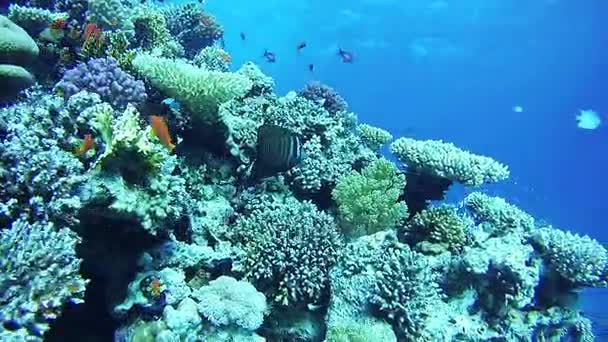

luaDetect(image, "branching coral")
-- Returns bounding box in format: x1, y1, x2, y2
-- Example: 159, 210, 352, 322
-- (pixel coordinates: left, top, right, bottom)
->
86, 0, 133, 31
163, 3, 223, 58
332, 158, 407, 238
0, 219, 88, 340
229, 197, 343, 306
132, 6, 182, 57
371, 240, 442, 339
8, 4, 67, 35
403, 204, 469, 254
194, 46, 232, 72
391, 137, 510, 187
0, 91, 85, 226
131, 53, 252, 125
298, 81, 348, 115
464, 192, 535, 236
356, 123, 393, 151
531, 226, 608, 287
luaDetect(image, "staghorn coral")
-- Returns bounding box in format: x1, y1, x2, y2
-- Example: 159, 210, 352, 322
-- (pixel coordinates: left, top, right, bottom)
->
391, 137, 510, 187
356, 123, 393, 151
131, 53, 252, 125
229, 197, 343, 306
464, 192, 535, 236
531, 226, 608, 287
333, 158, 407, 238
403, 204, 469, 254
192, 276, 268, 331
0, 219, 88, 340
55, 57, 147, 109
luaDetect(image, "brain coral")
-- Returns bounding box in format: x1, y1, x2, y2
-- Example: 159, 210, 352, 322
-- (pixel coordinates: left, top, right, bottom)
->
391, 137, 510, 187
229, 197, 343, 306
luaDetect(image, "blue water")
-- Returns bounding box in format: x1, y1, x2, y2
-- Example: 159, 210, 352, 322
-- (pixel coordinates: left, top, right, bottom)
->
202, 0, 608, 331
200, 0, 608, 238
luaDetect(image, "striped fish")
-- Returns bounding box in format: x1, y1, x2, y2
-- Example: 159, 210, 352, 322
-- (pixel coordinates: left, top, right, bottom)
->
253, 124, 302, 178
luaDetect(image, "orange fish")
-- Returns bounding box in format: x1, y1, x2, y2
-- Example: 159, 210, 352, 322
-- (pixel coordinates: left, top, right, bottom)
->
150, 115, 175, 152
74, 134, 94, 157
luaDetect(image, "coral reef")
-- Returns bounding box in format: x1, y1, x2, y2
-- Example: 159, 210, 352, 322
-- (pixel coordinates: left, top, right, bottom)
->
0, 3, 604, 341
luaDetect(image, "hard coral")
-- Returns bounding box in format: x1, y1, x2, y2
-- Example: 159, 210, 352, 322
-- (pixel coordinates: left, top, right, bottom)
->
391, 137, 510, 187
403, 204, 469, 254
531, 226, 608, 288
55, 57, 147, 109
298, 81, 348, 115
0, 219, 88, 341
163, 3, 223, 58
229, 197, 343, 307
464, 192, 534, 236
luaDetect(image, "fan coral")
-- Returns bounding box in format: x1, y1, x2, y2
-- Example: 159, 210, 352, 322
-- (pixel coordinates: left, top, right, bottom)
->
531, 226, 608, 287
55, 57, 147, 109
391, 137, 510, 187
332, 158, 407, 238
298, 81, 348, 115
193, 276, 268, 330
229, 197, 343, 306
0, 219, 88, 340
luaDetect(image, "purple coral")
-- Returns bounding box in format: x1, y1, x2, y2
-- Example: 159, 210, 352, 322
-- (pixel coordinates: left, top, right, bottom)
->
55, 57, 147, 109
298, 81, 348, 115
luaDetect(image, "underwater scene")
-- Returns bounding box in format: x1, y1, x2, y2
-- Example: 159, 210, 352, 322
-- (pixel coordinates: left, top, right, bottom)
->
0, 0, 607, 341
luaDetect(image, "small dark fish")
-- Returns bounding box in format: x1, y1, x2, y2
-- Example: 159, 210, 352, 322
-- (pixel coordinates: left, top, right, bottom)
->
308, 64, 314, 72
240, 32, 246, 41
252, 124, 302, 178
140, 0, 146, 3
297, 41, 307, 52
198, 0, 203, 3
263, 49, 276, 63
338, 48, 354, 63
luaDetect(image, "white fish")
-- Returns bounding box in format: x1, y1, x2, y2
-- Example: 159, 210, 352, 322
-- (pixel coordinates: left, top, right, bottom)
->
512, 105, 523, 113
576, 109, 601, 130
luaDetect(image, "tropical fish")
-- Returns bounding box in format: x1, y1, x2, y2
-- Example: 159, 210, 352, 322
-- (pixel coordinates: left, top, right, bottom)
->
252, 124, 302, 178
576, 109, 601, 130
240, 32, 246, 41
309, 64, 314, 72
150, 115, 175, 152
512, 105, 523, 113
297, 41, 307, 52
338, 48, 354, 63
74, 134, 94, 157
263, 49, 276, 63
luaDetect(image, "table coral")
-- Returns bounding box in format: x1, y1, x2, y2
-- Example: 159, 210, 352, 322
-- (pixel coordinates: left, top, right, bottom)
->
391, 137, 510, 187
